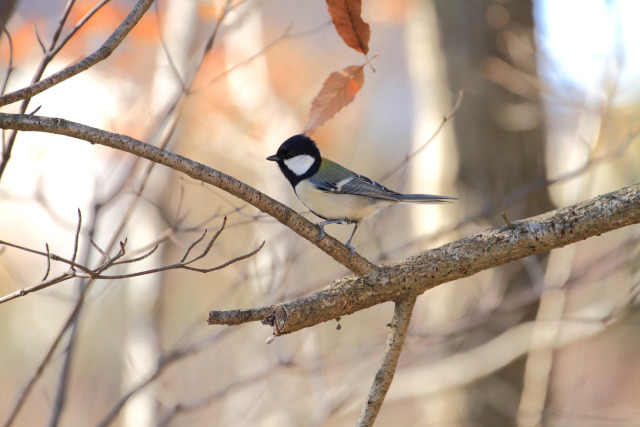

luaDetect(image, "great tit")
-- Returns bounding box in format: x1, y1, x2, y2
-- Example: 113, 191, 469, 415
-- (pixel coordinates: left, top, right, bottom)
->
267, 134, 456, 256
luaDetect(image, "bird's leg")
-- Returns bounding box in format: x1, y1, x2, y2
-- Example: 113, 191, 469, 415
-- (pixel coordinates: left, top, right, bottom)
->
314, 219, 345, 242
344, 222, 360, 259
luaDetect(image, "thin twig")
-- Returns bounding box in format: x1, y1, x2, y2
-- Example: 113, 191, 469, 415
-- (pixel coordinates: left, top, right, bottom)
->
181, 241, 265, 273
185, 218, 227, 264
357, 297, 417, 426
48, 201, 98, 427
195, 21, 332, 92
502, 211, 515, 229
0, 0, 154, 108
0, 230, 264, 303
180, 230, 208, 263
95, 330, 231, 427
112, 244, 159, 265
90, 239, 108, 259
158, 367, 278, 427
49, 0, 112, 58
48, 0, 77, 54
41, 243, 51, 281
203, 0, 234, 54
152, 0, 188, 93
1, 28, 14, 95
33, 23, 46, 53
70, 208, 82, 269
2, 273, 91, 426
379, 90, 464, 181
0, 272, 75, 304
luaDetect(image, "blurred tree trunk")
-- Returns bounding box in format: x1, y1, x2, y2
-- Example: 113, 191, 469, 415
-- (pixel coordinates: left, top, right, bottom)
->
0, 0, 17, 29
434, 0, 553, 424
435, 0, 552, 217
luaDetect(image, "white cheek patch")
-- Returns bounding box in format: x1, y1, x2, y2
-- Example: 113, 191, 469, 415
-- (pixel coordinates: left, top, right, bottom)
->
284, 154, 315, 176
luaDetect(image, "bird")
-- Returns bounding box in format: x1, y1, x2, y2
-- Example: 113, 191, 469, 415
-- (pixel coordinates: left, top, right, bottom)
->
267, 134, 456, 257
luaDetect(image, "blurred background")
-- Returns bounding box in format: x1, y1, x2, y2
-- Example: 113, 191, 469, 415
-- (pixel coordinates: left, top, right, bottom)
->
0, 0, 639, 425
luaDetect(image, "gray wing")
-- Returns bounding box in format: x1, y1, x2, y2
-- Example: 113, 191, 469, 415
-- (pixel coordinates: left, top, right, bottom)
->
310, 173, 400, 201
310, 158, 456, 203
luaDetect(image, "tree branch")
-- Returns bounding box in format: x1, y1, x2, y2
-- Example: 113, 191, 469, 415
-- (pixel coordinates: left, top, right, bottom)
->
209, 184, 640, 335
0, 112, 377, 275
357, 296, 416, 426
0, 0, 155, 108
0, 218, 263, 304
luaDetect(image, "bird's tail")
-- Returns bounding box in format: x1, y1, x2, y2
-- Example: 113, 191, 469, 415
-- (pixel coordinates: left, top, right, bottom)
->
392, 194, 457, 204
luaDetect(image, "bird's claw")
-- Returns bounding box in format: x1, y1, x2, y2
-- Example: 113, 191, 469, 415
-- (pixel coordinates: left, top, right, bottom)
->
346, 244, 355, 260
315, 224, 326, 242
314, 221, 356, 259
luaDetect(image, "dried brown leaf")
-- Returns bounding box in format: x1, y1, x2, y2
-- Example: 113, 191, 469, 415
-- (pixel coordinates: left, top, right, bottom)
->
304, 65, 365, 135
326, 0, 370, 55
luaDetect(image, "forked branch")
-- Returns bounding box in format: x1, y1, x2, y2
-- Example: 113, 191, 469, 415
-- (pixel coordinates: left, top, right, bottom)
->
0, 216, 264, 304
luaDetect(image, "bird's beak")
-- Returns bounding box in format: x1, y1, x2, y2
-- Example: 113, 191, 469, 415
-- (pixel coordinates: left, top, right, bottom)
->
266, 154, 280, 162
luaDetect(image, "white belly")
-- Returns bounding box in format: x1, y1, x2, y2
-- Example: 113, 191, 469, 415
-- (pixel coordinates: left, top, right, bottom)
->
294, 180, 396, 222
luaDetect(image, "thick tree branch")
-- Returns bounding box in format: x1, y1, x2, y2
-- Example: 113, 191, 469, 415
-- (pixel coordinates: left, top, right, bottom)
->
210, 184, 640, 335
0, 113, 376, 275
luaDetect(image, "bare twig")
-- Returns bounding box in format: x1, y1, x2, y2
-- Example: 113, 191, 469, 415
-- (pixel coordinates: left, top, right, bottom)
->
48, 0, 77, 53
181, 241, 265, 273
357, 297, 417, 426
32, 23, 46, 54
183, 219, 226, 264
70, 208, 82, 269
180, 229, 209, 263
2, 273, 92, 427
379, 90, 464, 181
49, 0, 112, 58
112, 243, 159, 265
0, 0, 153, 108
96, 330, 231, 427
0, 271, 75, 304
502, 211, 515, 229
0, 27, 13, 95
41, 243, 51, 281
202, 0, 234, 54
0, 222, 264, 304
90, 239, 108, 260
3, 0, 77, 183
158, 367, 278, 427
195, 21, 333, 92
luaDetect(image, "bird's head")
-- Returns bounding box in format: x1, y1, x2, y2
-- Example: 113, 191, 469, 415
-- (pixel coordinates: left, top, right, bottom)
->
267, 134, 322, 185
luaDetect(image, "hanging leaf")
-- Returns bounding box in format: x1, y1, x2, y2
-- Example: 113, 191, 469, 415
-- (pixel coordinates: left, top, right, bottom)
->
326, 0, 370, 55
303, 65, 365, 135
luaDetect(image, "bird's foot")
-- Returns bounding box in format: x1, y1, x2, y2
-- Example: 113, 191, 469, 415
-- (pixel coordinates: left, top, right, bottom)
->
314, 223, 326, 242
345, 243, 355, 260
